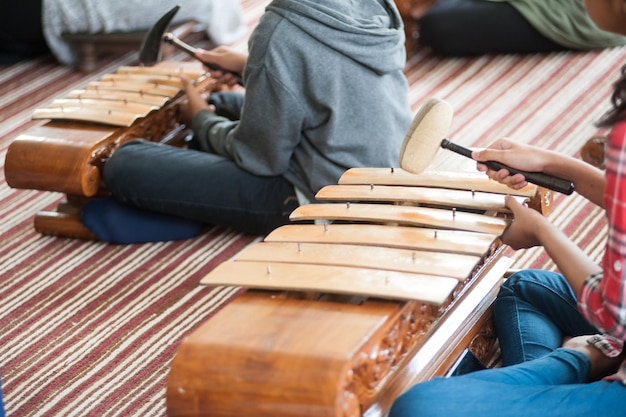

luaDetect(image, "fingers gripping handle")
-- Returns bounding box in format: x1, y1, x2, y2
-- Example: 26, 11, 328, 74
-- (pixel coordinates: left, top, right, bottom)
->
162, 33, 244, 86
440, 139, 575, 195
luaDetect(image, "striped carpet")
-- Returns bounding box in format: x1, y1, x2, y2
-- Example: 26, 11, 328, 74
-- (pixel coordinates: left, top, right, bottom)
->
411, 49, 618, 272
1, 1, 624, 415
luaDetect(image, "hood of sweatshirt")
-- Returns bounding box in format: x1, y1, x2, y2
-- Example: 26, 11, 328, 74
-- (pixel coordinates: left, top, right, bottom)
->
265, 0, 406, 75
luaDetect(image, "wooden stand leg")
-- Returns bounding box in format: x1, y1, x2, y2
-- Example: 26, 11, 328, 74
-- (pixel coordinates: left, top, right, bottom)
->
34, 195, 97, 240
581, 135, 607, 169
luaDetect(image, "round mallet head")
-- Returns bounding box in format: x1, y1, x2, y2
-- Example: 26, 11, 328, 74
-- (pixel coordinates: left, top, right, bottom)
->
398, 97, 454, 174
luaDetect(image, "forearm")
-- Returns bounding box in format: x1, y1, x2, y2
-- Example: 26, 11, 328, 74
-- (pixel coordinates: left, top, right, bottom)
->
191, 109, 238, 157
473, 140, 605, 206
534, 220, 602, 294
540, 149, 605, 207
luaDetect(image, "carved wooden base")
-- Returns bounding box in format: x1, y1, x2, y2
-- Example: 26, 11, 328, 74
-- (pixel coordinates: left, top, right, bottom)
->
5, 62, 216, 239
29, 120, 194, 240
166, 251, 510, 417
34, 196, 97, 240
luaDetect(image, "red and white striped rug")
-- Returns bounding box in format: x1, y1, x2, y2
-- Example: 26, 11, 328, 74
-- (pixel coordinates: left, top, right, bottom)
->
409, 48, 618, 272
1, 0, 624, 415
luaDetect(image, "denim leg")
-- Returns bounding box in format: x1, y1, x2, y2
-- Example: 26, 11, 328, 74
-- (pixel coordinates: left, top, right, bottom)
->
494, 270, 599, 365
389, 350, 626, 417
418, 0, 567, 56
464, 349, 590, 385
0, 375, 4, 417
103, 140, 299, 235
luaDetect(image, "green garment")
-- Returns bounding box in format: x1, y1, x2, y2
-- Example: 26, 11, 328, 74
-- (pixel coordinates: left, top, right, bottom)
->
487, 0, 626, 49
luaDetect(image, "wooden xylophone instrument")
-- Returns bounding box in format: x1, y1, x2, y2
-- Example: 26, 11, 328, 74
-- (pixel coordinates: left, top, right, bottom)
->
4, 61, 218, 239
166, 167, 553, 417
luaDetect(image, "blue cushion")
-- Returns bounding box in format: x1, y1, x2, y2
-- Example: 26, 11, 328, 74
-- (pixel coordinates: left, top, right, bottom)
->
81, 197, 205, 244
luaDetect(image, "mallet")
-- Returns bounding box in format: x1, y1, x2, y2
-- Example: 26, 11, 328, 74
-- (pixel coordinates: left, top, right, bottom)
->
139, 5, 244, 85
399, 98, 574, 195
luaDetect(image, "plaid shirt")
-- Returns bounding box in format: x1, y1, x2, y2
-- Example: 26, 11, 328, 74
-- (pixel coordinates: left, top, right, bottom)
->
578, 121, 626, 383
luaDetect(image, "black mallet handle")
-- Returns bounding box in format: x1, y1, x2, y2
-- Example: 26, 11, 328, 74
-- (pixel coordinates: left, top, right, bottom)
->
440, 139, 574, 195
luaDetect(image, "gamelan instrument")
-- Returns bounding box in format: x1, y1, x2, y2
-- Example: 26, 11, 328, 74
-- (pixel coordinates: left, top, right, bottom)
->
4, 61, 218, 238
166, 166, 553, 417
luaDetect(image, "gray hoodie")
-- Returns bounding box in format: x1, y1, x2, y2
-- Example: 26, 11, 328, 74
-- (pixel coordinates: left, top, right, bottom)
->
192, 0, 412, 202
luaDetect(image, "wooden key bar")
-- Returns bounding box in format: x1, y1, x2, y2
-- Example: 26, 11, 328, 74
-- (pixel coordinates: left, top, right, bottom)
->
200, 261, 459, 304
233, 241, 481, 280
289, 203, 510, 235
265, 223, 498, 256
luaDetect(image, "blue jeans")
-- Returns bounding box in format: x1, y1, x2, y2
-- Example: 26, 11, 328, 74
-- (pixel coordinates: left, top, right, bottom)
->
0, 376, 4, 417
494, 270, 599, 365
103, 92, 300, 236
389, 270, 626, 417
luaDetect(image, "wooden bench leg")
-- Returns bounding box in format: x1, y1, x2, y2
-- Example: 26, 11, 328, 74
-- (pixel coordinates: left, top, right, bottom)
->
76, 43, 97, 73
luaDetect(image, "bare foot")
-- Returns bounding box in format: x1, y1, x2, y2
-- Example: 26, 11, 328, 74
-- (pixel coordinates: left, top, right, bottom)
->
562, 335, 624, 381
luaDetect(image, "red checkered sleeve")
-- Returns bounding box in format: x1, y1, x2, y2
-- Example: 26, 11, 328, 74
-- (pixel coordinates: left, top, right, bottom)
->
578, 122, 626, 339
